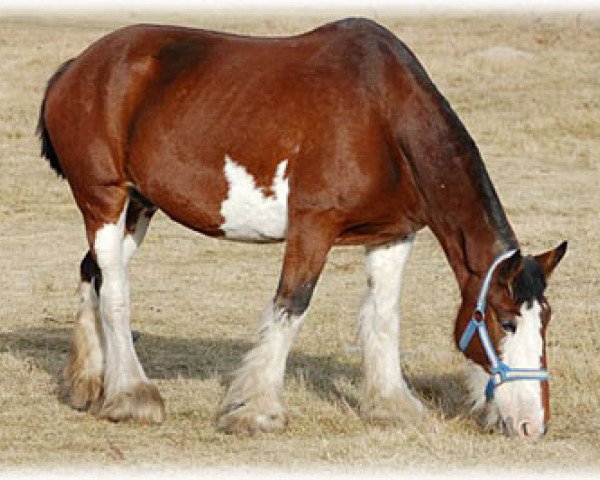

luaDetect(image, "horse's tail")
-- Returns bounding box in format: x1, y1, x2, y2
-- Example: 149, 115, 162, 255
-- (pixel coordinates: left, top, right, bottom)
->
36, 58, 75, 178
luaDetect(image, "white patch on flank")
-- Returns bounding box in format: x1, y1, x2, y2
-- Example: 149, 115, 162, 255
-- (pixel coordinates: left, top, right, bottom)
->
494, 300, 545, 434
359, 235, 424, 414
220, 155, 289, 241
94, 201, 148, 400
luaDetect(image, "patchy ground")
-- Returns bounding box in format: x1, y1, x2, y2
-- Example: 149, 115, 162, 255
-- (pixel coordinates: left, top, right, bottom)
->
0, 11, 598, 470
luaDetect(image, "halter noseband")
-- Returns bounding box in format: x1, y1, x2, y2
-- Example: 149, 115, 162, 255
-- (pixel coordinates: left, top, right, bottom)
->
458, 249, 549, 400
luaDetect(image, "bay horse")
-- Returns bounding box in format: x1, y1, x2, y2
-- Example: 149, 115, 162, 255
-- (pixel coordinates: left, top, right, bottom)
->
37, 18, 566, 439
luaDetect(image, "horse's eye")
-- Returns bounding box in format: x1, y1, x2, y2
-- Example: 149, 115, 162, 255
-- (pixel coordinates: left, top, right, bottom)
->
501, 322, 516, 334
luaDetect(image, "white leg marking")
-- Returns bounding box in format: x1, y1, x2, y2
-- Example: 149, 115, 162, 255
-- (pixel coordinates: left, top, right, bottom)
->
219, 155, 289, 241
123, 210, 152, 265
253, 303, 305, 392
359, 235, 425, 420
63, 279, 104, 410
219, 301, 306, 432
94, 200, 148, 401
76, 281, 103, 379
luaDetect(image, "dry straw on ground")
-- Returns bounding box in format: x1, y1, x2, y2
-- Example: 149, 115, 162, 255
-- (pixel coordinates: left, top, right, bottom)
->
0, 10, 598, 470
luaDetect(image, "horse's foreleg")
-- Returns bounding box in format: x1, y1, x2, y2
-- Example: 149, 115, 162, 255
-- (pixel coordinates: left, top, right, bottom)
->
218, 213, 339, 434
358, 234, 426, 423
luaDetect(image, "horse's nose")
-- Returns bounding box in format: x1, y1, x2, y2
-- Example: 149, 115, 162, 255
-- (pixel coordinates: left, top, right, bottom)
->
517, 420, 545, 440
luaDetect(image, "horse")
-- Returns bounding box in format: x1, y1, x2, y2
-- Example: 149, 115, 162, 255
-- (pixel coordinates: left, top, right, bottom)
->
37, 18, 566, 439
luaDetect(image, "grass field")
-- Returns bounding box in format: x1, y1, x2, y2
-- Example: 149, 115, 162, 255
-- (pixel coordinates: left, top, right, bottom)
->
0, 10, 598, 471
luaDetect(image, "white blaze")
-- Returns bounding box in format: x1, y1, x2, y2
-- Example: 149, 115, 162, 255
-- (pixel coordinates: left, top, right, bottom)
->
220, 155, 289, 241
467, 300, 545, 434
495, 300, 545, 427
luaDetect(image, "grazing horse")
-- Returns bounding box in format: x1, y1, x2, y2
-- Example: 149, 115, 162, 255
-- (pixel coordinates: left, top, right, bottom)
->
38, 18, 566, 439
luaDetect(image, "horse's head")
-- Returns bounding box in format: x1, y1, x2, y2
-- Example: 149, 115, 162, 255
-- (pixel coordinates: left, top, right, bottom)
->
457, 241, 567, 440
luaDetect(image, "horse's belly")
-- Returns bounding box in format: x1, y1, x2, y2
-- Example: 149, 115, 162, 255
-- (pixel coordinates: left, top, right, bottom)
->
219, 155, 289, 242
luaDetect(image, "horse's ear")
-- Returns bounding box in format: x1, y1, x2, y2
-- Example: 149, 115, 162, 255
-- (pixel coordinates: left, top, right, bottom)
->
534, 241, 568, 279
497, 249, 522, 286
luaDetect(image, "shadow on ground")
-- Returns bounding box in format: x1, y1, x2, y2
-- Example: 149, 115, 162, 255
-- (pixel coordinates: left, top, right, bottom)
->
0, 327, 468, 419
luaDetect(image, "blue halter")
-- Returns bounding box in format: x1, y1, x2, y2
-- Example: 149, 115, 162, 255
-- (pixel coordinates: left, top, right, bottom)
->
458, 249, 549, 400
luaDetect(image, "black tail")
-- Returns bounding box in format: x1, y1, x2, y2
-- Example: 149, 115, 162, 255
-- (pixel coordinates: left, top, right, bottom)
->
36, 58, 75, 178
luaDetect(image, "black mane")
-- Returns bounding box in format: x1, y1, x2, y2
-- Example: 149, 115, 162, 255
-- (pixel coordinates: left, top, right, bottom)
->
469, 153, 518, 250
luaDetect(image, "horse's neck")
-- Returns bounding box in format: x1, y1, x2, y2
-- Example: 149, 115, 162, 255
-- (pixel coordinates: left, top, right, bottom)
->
431, 217, 511, 294
422, 148, 518, 292
394, 86, 518, 292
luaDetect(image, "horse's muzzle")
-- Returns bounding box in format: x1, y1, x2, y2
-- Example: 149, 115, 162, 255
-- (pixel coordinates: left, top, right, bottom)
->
501, 416, 546, 440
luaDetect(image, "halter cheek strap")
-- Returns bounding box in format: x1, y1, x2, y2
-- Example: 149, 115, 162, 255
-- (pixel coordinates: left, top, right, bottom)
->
458, 249, 549, 400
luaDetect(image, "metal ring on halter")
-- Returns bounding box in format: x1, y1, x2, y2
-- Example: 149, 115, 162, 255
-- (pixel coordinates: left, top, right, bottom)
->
458, 249, 549, 400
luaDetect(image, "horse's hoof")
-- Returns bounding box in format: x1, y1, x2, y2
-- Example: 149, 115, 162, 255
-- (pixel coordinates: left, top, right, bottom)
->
62, 374, 103, 412
97, 382, 165, 425
360, 391, 426, 425
217, 403, 288, 434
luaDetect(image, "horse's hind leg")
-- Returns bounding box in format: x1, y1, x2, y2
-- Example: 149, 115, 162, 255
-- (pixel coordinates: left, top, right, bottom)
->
94, 192, 164, 424
67, 186, 165, 423
358, 235, 426, 423
123, 191, 156, 265
62, 251, 104, 412
218, 212, 340, 434
62, 195, 156, 413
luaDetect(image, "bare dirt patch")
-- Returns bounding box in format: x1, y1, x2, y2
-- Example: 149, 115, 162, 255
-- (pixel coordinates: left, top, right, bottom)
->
0, 11, 598, 470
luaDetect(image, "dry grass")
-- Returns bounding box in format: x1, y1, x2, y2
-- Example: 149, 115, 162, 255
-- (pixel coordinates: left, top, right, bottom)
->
0, 10, 598, 471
